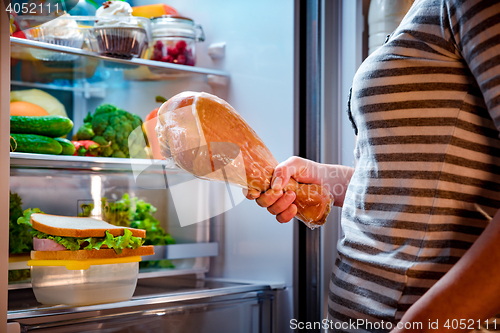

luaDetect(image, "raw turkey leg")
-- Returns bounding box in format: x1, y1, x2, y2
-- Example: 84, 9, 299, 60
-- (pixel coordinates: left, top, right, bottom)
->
156, 91, 333, 228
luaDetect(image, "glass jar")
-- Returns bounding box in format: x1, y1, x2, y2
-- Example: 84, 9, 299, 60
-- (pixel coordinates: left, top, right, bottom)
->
149, 16, 205, 66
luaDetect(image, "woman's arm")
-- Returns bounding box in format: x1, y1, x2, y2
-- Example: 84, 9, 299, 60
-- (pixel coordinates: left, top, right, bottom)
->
391, 209, 500, 333
246, 156, 354, 223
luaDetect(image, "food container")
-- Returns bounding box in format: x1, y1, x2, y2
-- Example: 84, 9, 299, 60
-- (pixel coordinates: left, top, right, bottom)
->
24, 25, 86, 62
28, 256, 141, 306
90, 16, 151, 60
148, 16, 205, 66
20, 14, 92, 63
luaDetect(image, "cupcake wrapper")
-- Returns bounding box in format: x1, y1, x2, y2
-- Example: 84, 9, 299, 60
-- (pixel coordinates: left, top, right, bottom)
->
27, 29, 84, 62
92, 27, 148, 60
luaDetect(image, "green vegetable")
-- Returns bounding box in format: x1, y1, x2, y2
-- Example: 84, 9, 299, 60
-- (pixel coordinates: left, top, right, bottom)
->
76, 122, 95, 140
74, 104, 145, 158
10, 134, 63, 155
100, 193, 175, 246
92, 135, 108, 146
55, 137, 76, 155
92, 135, 113, 157
129, 197, 175, 246
10, 115, 73, 137
92, 104, 144, 158
83, 111, 93, 123
140, 260, 175, 270
9, 191, 31, 254
101, 195, 132, 227
17, 207, 43, 228
78, 203, 94, 217
8, 269, 30, 283
18, 211, 144, 254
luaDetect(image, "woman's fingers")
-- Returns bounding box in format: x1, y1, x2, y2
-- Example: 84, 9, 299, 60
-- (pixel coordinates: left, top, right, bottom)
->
271, 156, 310, 191
267, 191, 296, 215
256, 188, 283, 208
277, 204, 298, 223
271, 158, 298, 191
243, 188, 261, 200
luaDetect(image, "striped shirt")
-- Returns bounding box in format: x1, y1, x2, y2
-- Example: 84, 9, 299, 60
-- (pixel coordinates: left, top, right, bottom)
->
328, 0, 500, 331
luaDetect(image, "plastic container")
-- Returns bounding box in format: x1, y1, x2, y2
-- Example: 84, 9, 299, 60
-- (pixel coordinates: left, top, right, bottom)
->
148, 16, 205, 66
368, 0, 414, 55
28, 256, 141, 306
90, 16, 151, 60
24, 22, 86, 62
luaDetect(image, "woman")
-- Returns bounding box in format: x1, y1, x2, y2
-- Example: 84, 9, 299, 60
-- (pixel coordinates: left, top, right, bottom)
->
247, 0, 500, 331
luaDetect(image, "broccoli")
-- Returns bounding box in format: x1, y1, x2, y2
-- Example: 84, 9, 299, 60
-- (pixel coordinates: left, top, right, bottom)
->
74, 104, 146, 158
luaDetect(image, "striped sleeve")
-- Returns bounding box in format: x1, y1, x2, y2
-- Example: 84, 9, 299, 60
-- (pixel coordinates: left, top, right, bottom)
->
447, 0, 500, 130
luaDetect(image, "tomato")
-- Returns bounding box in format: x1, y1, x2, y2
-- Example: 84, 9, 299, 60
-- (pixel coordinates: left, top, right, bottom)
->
144, 96, 167, 160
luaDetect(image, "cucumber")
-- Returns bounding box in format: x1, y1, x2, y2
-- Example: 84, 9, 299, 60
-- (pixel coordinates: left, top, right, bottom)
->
10, 115, 74, 138
54, 137, 76, 155
10, 134, 63, 155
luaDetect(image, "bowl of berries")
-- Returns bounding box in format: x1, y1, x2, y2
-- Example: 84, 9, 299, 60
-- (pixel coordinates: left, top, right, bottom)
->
148, 16, 204, 67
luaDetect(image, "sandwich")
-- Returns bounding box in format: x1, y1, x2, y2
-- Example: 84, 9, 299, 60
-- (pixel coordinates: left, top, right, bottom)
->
18, 210, 154, 260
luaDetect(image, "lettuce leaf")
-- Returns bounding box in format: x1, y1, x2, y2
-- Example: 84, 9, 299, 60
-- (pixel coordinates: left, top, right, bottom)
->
18, 210, 144, 254
129, 197, 175, 246
9, 192, 33, 254
98, 193, 175, 246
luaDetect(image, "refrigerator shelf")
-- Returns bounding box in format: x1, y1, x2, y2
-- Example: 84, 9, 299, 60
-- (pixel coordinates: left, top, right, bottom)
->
10, 37, 229, 79
8, 277, 278, 322
10, 152, 185, 174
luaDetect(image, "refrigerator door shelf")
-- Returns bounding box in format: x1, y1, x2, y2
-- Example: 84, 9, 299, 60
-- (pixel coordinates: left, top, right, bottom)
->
143, 243, 219, 261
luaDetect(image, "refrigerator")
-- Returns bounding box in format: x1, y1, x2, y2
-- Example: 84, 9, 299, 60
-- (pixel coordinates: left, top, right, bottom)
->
3, 0, 366, 332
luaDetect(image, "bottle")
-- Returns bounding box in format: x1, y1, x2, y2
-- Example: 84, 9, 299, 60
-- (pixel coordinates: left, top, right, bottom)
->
368, 0, 414, 55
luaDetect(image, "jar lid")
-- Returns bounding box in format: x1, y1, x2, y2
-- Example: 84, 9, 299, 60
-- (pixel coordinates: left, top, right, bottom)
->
151, 15, 197, 39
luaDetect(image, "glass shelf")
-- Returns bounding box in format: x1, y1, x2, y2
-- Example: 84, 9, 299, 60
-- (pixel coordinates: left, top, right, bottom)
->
10, 152, 184, 173
11, 37, 229, 79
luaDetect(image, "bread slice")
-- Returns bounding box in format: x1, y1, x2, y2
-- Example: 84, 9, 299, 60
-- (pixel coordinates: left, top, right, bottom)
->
30, 246, 155, 260
30, 213, 146, 238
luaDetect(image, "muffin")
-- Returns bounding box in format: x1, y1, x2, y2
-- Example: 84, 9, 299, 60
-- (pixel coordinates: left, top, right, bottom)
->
25, 14, 84, 61
91, 1, 149, 59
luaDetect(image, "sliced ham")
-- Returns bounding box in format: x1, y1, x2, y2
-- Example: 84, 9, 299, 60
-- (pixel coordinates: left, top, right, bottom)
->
33, 237, 66, 251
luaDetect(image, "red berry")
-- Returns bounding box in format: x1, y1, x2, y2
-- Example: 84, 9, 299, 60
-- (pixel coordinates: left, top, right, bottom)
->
165, 55, 174, 63
186, 57, 195, 66
167, 46, 179, 57
154, 41, 163, 50
175, 54, 187, 65
152, 49, 163, 60
175, 40, 187, 51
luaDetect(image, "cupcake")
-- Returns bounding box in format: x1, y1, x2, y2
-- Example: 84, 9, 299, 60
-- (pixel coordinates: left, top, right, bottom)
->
25, 14, 85, 61
92, 1, 149, 59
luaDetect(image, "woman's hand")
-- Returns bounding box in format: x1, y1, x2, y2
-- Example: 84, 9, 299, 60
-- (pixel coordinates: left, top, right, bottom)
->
245, 157, 355, 223
245, 157, 322, 223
